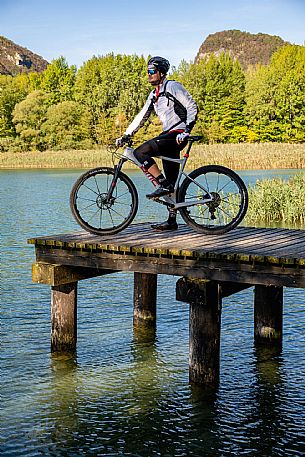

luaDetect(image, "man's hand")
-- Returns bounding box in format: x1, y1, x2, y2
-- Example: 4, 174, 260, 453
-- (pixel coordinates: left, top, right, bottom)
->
115, 134, 131, 147
176, 131, 189, 144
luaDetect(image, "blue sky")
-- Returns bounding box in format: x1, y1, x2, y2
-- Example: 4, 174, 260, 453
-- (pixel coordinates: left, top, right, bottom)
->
1, 0, 304, 69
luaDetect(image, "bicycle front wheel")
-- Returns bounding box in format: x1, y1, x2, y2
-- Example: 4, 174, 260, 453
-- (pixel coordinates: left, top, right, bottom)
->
70, 167, 138, 235
178, 165, 248, 234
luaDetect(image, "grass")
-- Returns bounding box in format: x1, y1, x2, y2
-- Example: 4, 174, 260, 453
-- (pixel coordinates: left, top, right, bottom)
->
2, 143, 305, 227
1, 142, 305, 170
189, 143, 305, 170
245, 173, 305, 226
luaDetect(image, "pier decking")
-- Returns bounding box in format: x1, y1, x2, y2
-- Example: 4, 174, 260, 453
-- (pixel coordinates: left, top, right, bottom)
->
28, 223, 305, 386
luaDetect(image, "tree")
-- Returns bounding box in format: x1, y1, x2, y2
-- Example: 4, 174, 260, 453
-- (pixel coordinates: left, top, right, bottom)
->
74, 54, 149, 144
245, 45, 305, 142
173, 53, 246, 143
42, 101, 91, 149
0, 73, 32, 137
12, 90, 48, 150
40, 56, 76, 105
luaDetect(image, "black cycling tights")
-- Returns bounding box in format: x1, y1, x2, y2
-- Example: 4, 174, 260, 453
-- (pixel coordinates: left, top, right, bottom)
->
133, 132, 185, 185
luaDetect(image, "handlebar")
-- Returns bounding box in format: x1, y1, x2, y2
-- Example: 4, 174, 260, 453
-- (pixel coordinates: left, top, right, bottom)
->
118, 134, 203, 148
188, 135, 203, 142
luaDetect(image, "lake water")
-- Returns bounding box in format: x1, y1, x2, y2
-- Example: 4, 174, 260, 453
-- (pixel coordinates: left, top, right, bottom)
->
1, 168, 305, 456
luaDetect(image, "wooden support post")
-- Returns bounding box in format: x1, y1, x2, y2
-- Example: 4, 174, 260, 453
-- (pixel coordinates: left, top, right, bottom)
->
188, 279, 222, 387
254, 285, 283, 346
32, 262, 114, 286
51, 282, 77, 352
177, 278, 223, 386
133, 272, 157, 331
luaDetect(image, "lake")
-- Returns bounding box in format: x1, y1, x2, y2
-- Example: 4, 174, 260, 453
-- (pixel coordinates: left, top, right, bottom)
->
1, 168, 305, 456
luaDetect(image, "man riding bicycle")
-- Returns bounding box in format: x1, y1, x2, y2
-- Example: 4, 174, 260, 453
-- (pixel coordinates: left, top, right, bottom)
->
116, 56, 198, 231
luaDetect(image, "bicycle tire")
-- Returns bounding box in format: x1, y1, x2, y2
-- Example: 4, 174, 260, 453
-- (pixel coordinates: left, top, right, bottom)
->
177, 165, 248, 234
70, 167, 138, 235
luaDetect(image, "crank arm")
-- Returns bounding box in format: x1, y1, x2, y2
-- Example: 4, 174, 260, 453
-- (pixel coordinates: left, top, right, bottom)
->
152, 198, 175, 209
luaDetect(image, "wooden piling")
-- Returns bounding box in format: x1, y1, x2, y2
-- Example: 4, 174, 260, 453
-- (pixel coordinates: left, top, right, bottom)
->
179, 279, 222, 387
133, 272, 157, 330
51, 282, 77, 352
28, 224, 305, 384
189, 281, 221, 386
254, 285, 283, 345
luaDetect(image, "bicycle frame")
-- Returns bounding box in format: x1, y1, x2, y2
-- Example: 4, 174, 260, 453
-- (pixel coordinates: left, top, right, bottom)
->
107, 138, 214, 210
71, 135, 248, 236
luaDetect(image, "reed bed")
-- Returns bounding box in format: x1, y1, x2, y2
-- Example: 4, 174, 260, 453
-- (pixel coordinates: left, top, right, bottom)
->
2, 143, 305, 226
1, 143, 305, 169
245, 173, 305, 225
189, 143, 305, 170
0, 148, 117, 169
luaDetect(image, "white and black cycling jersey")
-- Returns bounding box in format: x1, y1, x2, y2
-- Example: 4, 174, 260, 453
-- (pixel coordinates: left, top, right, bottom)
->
125, 78, 198, 137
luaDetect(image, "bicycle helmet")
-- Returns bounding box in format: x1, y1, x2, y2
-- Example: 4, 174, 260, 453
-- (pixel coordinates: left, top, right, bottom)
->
148, 56, 170, 75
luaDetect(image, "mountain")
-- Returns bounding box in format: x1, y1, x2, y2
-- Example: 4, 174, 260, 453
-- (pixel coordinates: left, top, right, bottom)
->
0, 36, 48, 75
196, 30, 289, 69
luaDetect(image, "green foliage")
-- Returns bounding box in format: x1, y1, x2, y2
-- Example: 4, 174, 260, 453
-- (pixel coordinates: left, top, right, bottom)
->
0, 73, 32, 136
245, 45, 305, 142
40, 56, 76, 104
246, 174, 305, 225
1, 44, 305, 151
12, 90, 48, 150
173, 52, 246, 143
74, 54, 149, 144
42, 101, 92, 150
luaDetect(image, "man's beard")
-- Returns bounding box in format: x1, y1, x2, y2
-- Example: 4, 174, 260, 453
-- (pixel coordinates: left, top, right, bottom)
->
150, 80, 160, 86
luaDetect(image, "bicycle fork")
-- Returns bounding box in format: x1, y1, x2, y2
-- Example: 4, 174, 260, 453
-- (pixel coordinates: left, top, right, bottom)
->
106, 158, 126, 200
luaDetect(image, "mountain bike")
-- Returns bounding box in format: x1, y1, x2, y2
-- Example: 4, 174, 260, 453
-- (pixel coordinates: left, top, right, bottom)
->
70, 136, 248, 235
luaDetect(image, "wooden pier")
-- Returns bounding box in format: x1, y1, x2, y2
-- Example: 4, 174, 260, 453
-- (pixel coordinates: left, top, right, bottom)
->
28, 223, 305, 387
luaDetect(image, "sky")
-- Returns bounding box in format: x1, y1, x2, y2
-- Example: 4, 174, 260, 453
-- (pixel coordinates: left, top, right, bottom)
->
1, 0, 305, 70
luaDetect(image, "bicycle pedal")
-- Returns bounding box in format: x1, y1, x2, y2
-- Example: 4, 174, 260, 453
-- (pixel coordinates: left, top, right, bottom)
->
146, 195, 158, 200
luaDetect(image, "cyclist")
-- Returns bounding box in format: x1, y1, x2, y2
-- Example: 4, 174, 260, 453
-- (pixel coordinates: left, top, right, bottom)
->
116, 56, 198, 231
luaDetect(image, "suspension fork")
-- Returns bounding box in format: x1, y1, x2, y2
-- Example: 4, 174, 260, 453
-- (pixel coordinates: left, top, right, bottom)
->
106, 158, 126, 199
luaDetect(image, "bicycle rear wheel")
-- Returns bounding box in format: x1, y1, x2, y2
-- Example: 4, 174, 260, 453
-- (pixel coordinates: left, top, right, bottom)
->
178, 165, 248, 234
70, 167, 138, 235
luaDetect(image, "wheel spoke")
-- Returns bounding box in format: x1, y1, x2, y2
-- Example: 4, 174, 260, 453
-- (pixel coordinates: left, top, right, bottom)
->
71, 168, 138, 235
78, 201, 99, 212
179, 166, 248, 234
82, 182, 99, 196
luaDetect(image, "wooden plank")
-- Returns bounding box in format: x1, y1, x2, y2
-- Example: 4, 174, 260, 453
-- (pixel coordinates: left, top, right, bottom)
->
28, 224, 305, 288
34, 246, 305, 288
28, 225, 305, 262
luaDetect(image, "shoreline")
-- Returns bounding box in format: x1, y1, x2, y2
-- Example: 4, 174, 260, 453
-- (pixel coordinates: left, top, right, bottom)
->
1, 143, 305, 170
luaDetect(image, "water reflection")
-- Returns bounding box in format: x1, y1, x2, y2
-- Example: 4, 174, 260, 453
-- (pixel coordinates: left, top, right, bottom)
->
48, 352, 80, 452
189, 385, 221, 456
250, 346, 285, 455
2, 169, 305, 456
133, 322, 156, 344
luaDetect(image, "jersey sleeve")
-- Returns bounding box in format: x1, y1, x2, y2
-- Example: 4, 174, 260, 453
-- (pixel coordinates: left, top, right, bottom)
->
167, 81, 198, 132
125, 92, 154, 136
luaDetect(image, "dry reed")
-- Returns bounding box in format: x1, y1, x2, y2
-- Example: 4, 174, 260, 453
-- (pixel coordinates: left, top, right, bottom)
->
1, 143, 305, 170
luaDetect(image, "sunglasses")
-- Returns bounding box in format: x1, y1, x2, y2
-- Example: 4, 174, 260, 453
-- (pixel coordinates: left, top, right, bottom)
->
148, 69, 158, 75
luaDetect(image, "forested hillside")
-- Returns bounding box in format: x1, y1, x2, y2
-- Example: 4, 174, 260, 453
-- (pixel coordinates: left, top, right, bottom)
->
0, 34, 305, 152
196, 30, 288, 69
0, 36, 48, 75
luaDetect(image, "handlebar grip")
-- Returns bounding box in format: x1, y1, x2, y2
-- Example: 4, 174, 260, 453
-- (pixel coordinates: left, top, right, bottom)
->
188, 135, 203, 142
